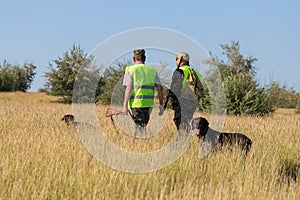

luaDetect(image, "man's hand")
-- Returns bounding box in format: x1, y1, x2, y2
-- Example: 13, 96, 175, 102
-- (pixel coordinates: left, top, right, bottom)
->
159, 105, 165, 116
106, 108, 120, 117
120, 108, 128, 115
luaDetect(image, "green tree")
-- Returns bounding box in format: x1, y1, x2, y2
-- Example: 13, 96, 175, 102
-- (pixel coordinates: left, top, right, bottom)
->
205, 41, 273, 115
266, 81, 298, 109
0, 60, 36, 92
44, 44, 95, 103
96, 61, 129, 105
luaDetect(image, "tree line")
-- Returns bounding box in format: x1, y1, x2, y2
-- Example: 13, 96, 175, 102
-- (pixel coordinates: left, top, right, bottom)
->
0, 61, 36, 92
1, 42, 299, 115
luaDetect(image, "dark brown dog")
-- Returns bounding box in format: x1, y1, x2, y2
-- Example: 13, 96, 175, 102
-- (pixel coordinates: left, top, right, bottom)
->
61, 114, 74, 125
191, 117, 252, 154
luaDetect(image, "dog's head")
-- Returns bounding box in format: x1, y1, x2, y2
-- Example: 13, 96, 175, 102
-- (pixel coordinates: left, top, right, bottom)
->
61, 114, 74, 125
191, 117, 209, 138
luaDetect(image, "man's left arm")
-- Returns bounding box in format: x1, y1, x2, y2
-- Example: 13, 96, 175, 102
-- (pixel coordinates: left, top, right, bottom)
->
155, 74, 164, 115
157, 85, 164, 107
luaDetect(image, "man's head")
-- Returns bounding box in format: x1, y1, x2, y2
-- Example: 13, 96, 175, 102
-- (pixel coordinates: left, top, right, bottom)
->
133, 49, 146, 62
175, 52, 189, 66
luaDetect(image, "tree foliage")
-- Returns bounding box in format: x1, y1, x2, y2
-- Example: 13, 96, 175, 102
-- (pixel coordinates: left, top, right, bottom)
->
204, 41, 273, 115
0, 60, 36, 92
44, 44, 97, 103
266, 81, 299, 109
43, 42, 299, 113
95, 61, 129, 105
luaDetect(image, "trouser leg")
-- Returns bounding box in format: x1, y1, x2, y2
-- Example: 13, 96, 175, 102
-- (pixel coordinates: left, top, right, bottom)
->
171, 98, 181, 130
178, 98, 198, 134
131, 107, 151, 137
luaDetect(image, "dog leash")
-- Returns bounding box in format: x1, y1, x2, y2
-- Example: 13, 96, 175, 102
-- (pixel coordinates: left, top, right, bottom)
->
108, 108, 136, 134
110, 115, 118, 129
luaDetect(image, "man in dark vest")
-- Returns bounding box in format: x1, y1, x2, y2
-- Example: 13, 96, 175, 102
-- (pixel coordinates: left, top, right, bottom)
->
166, 52, 203, 134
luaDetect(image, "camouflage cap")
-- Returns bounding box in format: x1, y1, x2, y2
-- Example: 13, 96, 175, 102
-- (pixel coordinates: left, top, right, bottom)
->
133, 49, 146, 59
175, 52, 190, 62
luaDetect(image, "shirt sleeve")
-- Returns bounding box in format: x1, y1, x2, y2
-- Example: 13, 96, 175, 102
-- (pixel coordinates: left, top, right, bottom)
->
122, 71, 132, 86
155, 73, 162, 86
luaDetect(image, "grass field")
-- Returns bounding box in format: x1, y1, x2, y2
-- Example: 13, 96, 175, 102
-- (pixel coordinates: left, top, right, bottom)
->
1, 92, 299, 199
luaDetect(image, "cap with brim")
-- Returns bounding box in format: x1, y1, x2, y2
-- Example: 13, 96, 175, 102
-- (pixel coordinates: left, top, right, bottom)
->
134, 49, 145, 59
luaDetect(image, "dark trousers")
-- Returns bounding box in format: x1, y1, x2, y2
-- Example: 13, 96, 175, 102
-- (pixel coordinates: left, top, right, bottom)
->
172, 97, 198, 132
131, 107, 152, 128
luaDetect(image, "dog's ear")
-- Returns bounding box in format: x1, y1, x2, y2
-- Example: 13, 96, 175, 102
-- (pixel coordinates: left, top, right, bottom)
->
203, 117, 209, 127
199, 117, 209, 130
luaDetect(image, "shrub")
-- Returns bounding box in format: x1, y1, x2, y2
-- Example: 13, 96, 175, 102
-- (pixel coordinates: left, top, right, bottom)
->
0, 60, 36, 92
204, 41, 273, 115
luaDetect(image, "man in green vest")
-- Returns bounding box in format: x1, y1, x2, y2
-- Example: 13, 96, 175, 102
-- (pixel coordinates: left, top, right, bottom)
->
166, 52, 203, 134
121, 49, 164, 135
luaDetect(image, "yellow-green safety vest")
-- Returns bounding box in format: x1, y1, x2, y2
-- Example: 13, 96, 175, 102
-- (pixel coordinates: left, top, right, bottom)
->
125, 64, 157, 108
179, 65, 202, 100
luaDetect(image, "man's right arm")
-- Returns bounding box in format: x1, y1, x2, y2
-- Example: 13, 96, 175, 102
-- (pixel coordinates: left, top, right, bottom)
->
122, 70, 132, 114
122, 85, 132, 113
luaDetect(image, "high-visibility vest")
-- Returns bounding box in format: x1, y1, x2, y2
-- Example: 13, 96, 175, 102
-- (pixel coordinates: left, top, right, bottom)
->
125, 64, 157, 108
179, 65, 202, 100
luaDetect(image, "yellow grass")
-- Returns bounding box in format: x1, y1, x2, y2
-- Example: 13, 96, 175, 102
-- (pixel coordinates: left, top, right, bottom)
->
1, 92, 299, 199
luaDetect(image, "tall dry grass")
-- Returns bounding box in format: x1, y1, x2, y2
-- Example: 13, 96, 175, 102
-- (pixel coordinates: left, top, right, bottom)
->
0, 92, 299, 199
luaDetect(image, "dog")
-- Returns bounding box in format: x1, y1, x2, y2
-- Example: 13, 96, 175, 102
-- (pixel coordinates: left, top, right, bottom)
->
61, 114, 96, 130
61, 114, 75, 125
191, 117, 252, 154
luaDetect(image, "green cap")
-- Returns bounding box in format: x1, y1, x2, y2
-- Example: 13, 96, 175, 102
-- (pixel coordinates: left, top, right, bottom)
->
133, 49, 145, 59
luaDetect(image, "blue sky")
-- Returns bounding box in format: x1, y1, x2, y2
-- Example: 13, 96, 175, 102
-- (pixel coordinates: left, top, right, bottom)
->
1, 0, 299, 91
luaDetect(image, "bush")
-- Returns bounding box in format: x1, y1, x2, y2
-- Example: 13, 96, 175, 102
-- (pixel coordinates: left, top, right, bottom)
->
95, 61, 129, 105
296, 96, 300, 114
204, 41, 273, 115
44, 44, 97, 103
266, 82, 299, 109
0, 60, 36, 92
